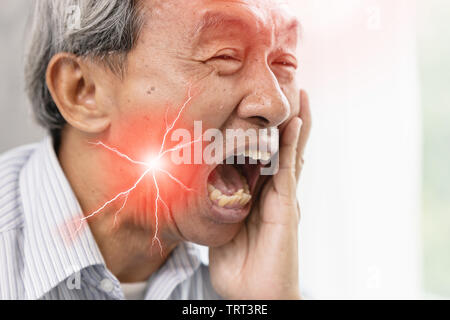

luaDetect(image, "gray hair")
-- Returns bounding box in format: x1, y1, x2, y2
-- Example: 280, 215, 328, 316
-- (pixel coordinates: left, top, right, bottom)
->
24, 0, 145, 131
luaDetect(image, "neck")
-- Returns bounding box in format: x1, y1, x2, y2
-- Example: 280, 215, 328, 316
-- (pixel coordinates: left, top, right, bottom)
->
57, 128, 180, 283
87, 218, 178, 282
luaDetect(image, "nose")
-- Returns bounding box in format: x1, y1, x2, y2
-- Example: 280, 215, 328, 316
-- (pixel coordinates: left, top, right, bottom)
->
236, 63, 290, 128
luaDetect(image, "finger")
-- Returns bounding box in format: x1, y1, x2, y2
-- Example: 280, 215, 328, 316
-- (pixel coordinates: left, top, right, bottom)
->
273, 117, 302, 199
296, 90, 312, 181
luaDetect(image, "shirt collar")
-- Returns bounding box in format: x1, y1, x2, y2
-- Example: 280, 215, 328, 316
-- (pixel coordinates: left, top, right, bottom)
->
144, 241, 202, 300
20, 136, 105, 299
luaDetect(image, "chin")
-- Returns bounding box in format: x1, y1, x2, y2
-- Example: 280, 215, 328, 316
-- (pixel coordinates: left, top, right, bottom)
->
177, 216, 244, 247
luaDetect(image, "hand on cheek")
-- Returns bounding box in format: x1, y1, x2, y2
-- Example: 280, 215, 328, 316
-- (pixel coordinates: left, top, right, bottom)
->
209, 90, 311, 300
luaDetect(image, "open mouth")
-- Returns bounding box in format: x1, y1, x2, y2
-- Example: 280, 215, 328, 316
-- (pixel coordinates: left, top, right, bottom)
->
205, 149, 272, 223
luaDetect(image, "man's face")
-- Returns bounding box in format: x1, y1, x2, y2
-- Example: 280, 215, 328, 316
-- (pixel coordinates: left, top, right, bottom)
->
99, 0, 300, 246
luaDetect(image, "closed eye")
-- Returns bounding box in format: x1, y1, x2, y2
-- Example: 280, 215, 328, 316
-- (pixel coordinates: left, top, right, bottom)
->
211, 54, 240, 61
273, 60, 297, 69
206, 50, 243, 76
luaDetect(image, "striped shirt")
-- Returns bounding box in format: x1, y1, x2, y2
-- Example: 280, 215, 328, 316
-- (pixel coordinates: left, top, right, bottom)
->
0, 137, 221, 300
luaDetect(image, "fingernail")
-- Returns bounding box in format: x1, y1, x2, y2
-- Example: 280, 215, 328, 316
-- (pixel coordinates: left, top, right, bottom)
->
297, 117, 303, 129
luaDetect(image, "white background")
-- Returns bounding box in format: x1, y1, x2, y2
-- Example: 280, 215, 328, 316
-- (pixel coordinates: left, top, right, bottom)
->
293, 0, 421, 299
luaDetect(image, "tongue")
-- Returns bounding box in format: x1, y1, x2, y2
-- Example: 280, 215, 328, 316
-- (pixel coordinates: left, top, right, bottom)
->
208, 164, 244, 196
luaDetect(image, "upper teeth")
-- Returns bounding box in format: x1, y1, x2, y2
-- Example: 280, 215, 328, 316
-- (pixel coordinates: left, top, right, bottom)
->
237, 150, 272, 162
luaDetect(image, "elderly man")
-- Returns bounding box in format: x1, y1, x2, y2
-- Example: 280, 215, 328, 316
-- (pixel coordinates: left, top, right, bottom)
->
0, 0, 311, 300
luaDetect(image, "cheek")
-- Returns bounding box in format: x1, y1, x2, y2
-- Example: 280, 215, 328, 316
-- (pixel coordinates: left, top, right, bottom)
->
114, 80, 174, 115
94, 100, 205, 225
182, 80, 238, 128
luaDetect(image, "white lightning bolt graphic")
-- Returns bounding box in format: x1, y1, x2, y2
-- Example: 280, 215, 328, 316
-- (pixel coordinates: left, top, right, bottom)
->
76, 86, 197, 255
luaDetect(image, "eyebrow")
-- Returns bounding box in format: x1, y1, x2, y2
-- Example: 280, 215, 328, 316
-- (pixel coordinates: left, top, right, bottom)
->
193, 11, 261, 38
194, 11, 301, 44
286, 18, 301, 34
276, 17, 302, 44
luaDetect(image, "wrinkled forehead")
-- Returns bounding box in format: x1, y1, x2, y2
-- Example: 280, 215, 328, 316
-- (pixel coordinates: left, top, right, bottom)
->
147, 0, 297, 31
203, 0, 296, 28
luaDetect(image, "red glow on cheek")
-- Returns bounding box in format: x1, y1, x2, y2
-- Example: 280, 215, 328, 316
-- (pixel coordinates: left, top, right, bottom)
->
82, 89, 205, 236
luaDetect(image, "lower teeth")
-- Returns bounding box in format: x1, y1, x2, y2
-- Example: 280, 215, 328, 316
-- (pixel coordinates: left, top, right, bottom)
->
207, 180, 251, 208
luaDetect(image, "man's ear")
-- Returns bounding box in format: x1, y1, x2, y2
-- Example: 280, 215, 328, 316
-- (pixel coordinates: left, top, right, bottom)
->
46, 53, 111, 133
